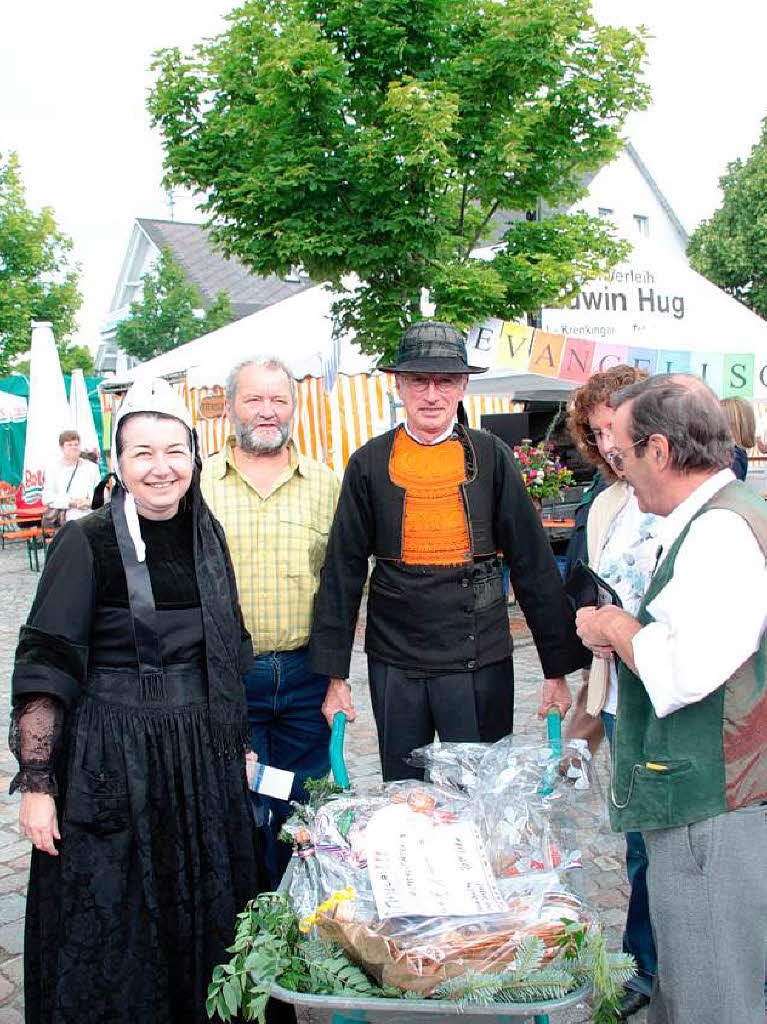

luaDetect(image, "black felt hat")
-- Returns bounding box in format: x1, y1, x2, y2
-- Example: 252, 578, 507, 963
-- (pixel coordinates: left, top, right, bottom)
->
378, 321, 486, 374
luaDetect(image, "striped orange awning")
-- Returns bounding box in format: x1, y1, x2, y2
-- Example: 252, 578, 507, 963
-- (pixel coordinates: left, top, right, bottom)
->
100, 374, 523, 472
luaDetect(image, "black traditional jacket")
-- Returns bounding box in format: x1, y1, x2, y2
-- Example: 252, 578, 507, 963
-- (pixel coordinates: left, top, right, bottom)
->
309, 425, 585, 678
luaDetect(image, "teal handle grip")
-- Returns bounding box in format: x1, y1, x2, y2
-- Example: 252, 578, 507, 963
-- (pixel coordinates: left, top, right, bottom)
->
329, 712, 350, 789
546, 708, 562, 756
540, 708, 563, 796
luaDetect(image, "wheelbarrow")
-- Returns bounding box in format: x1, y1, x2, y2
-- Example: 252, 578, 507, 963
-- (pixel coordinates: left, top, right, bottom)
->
270, 709, 590, 1024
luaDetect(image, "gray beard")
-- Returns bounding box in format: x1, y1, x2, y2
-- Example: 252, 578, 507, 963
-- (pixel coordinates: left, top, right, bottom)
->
233, 417, 290, 454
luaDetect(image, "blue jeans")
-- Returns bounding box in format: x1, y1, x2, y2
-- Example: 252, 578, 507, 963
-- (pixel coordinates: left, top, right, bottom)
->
602, 711, 657, 996
244, 648, 331, 888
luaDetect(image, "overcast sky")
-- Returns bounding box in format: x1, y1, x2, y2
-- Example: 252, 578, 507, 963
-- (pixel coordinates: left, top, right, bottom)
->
2, 0, 766, 350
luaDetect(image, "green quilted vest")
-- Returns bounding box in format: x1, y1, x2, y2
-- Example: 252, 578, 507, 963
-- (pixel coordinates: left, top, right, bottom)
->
610, 481, 767, 833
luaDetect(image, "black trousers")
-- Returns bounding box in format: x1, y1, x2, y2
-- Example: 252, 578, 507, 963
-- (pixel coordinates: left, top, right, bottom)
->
367, 656, 515, 781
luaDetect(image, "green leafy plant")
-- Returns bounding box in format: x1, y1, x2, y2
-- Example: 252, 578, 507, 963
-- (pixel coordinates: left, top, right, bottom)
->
296, 940, 383, 997
302, 774, 347, 805
279, 773, 347, 845
568, 924, 636, 1024
208, 892, 635, 1023
433, 926, 635, 1020
0, 151, 82, 374
206, 893, 303, 1022
513, 440, 575, 501
431, 936, 576, 1003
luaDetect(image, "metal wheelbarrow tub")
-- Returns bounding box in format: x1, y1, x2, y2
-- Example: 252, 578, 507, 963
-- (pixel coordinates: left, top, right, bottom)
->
268, 980, 591, 1022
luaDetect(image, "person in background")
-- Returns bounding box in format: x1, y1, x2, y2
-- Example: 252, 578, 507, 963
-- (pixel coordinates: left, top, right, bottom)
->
201, 355, 340, 889
42, 429, 101, 522
721, 396, 756, 481
310, 321, 585, 782
559, 471, 609, 757
576, 374, 766, 1024
565, 364, 658, 1019
11, 379, 265, 1023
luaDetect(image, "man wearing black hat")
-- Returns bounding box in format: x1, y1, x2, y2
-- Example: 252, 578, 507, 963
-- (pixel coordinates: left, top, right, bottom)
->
309, 321, 584, 780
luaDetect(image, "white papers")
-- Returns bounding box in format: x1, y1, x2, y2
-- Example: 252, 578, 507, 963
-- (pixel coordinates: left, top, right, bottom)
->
364, 804, 505, 919
252, 764, 294, 801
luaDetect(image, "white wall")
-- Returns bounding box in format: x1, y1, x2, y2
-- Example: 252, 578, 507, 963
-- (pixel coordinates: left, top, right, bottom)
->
571, 148, 688, 263
100, 227, 160, 347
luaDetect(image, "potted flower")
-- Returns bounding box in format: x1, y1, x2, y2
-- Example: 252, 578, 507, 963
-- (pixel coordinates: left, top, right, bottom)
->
512, 439, 574, 512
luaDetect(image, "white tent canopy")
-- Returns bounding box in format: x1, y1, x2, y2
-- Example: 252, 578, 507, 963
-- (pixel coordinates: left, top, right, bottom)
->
468, 241, 767, 400
540, 242, 767, 356
112, 284, 375, 388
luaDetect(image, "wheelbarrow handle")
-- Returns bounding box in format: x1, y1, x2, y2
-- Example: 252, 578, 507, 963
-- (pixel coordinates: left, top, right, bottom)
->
330, 709, 561, 792
329, 711, 350, 789
540, 708, 563, 796
546, 707, 562, 757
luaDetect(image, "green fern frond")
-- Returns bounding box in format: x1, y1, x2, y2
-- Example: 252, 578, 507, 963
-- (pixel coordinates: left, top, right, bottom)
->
490, 980, 573, 1003
571, 950, 635, 982
510, 935, 545, 978
431, 970, 498, 1000
300, 941, 379, 996
431, 964, 575, 1007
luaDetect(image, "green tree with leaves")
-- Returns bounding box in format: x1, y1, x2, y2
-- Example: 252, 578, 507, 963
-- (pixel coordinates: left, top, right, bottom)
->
688, 117, 767, 320
14, 342, 95, 377
0, 152, 83, 374
59, 343, 95, 375
115, 247, 233, 361
149, 0, 648, 361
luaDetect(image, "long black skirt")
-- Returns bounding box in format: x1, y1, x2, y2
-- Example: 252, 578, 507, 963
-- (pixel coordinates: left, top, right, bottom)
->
24, 664, 265, 1024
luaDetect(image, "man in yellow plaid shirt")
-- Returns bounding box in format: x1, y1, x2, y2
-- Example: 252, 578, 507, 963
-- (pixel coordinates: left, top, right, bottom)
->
201, 355, 340, 886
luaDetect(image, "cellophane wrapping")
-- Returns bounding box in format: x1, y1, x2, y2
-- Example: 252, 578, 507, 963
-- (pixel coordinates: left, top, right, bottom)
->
285, 735, 598, 994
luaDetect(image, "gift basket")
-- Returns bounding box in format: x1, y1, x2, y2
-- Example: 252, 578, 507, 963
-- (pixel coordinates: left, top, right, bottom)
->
207, 714, 635, 1024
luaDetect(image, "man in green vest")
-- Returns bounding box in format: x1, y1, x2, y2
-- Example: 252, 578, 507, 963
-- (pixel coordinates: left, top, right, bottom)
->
575, 373, 767, 1024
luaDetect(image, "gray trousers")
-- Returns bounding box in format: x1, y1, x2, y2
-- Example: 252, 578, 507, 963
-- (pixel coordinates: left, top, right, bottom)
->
644, 803, 767, 1024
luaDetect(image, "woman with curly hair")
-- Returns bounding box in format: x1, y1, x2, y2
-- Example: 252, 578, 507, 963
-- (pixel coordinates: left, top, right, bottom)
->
565, 363, 659, 1019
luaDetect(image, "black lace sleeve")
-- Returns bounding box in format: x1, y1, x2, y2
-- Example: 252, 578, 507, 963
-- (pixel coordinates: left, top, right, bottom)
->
8, 694, 65, 796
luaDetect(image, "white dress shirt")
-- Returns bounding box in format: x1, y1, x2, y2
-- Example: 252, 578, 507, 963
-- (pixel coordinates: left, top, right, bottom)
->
42, 457, 102, 522
632, 469, 767, 719
403, 419, 457, 446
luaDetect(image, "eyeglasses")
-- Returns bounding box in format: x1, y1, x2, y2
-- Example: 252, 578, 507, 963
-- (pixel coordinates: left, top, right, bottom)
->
403, 375, 465, 393
583, 428, 612, 448
604, 436, 649, 474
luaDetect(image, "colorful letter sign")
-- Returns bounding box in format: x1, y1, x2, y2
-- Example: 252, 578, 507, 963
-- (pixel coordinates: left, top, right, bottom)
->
465, 319, 767, 400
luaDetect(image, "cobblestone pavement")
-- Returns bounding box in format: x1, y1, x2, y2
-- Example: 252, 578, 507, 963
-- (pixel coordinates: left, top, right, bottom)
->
0, 547, 646, 1024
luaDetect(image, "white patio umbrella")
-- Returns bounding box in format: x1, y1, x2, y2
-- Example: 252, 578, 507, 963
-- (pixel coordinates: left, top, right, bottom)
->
69, 368, 101, 460
20, 321, 71, 507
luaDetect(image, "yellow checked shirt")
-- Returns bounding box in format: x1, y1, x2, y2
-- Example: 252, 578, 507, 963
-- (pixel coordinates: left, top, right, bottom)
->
200, 439, 340, 655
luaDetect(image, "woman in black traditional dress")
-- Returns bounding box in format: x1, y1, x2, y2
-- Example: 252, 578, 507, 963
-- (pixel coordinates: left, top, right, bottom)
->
10, 378, 266, 1023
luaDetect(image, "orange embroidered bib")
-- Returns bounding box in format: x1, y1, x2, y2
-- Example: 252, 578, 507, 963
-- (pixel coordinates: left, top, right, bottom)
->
389, 429, 470, 566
